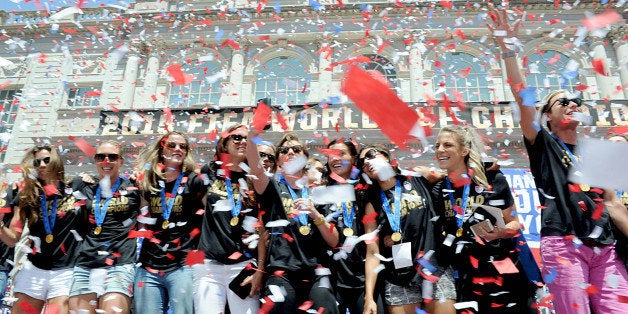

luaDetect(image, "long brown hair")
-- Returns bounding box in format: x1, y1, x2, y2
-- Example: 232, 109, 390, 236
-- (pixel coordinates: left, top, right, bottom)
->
135, 131, 196, 193
18, 145, 65, 225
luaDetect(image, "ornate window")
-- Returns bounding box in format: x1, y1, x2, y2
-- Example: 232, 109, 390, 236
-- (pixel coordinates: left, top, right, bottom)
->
66, 86, 101, 107
255, 56, 311, 106
0, 89, 20, 161
167, 60, 225, 107
432, 52, 491, 102
525, 50, 578, 100
360, 54, 397, 89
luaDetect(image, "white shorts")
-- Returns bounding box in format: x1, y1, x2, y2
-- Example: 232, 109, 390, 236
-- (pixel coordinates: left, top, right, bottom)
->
13, 260, 73, 301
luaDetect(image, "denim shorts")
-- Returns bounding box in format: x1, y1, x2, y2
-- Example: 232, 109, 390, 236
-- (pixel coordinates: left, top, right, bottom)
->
383, 280, 422, 306
69, 264, 135, 297
13, 261, 73, 301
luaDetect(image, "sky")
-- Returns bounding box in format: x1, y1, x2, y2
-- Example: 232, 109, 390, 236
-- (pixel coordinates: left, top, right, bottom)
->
0, 0, 135, 12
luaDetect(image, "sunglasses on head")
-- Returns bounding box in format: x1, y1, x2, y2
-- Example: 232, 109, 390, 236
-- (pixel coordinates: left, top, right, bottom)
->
33, 157, 51, 167
164, 142, 189, 150
544, 97, 582, 112
94, 153, 120, 162
229, 134, 247, 143
277, 145, 303, 155
259, 152, 276, 162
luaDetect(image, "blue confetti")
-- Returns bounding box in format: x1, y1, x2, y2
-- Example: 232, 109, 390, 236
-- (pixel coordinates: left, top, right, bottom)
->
415, 308, 426, 314
519, 87, 538, 107
274, 1, 281, 13
215, 29, 224, 41
309, 0, 322, 11
562, 71, 578, 80
543, 268, 558, 284
334, 24, 342, 35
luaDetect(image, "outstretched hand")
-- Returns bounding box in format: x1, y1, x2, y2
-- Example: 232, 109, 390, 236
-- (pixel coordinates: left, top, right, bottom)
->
486, 9, 521, 50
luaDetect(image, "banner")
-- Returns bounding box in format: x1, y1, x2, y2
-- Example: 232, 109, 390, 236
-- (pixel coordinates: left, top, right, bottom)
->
501, 168, 542, 249
98, 101, 627, 135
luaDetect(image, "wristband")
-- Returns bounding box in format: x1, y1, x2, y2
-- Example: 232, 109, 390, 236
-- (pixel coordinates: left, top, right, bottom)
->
314, 218, 325, 226
501, 51, 517, 59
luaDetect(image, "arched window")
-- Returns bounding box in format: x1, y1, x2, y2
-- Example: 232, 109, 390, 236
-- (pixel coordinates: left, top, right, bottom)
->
255, 56, 311, 106
432, 52, 491, 102
168, 60, 225, 107
525, 50, 578, 100
360, 54, 397, 89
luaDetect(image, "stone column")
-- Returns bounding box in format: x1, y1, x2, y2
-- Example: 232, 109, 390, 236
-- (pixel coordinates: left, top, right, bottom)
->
121, 52, 140, 108
408, 37, 425, 102
589, 38, 613, 99
611, 29, 628, 99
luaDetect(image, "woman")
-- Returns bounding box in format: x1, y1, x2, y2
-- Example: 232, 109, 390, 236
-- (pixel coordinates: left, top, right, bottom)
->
195, 125, 265, 313
0, 144, 82, 314
258, 143, 277, 175
133, 131, 207, 314
360, 144, 440, 314
431, 125, 525, 313
246, 130, 339, 314
68, 141, 141, 314
489, 9, 628, 313
323, 139, 384, 314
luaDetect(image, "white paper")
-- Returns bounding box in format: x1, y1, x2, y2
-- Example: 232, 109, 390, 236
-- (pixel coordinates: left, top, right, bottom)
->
571, 138, 628, 190
310, 184, 356, 204
471, 204, 506, 228
392, 242, 413, 269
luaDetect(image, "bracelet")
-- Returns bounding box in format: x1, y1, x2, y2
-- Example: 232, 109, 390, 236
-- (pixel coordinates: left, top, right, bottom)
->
313, 218, 325, 226
501, 51, 517, 59
0, 221, 4, 229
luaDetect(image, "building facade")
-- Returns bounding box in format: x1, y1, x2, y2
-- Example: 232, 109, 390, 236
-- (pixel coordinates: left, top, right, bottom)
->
0, 0, 626, 180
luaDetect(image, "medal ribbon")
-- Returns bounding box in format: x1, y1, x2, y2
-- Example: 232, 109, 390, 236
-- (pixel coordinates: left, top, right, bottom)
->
40, 192, 59, 236
379, 179, 401, 234
550, 133, 580, 169
341, 202, 355, 230
160, 173, 184, 222
225, 177, 242, 220
445, 176, 470, 230
278, 174, 309, 227
94, 177, 122, 229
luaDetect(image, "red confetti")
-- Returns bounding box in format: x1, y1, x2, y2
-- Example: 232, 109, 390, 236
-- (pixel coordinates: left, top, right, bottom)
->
166, 64, 195, 85
185, 250, 205, 266
592, 59, 608, 76
228, 251, 243, 260
581, 9, 622, 30
42, 184, 59, 197
252, 101, 272, 132
73, 138, 96, 158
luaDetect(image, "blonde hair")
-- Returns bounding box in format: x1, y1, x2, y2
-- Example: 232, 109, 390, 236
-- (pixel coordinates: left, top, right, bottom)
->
18, 145, 66, 226
135, 131, 196, 193
440, 125, 489, 188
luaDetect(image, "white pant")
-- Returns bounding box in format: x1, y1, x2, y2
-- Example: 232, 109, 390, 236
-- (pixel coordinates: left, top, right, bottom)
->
193, 259, 259, 314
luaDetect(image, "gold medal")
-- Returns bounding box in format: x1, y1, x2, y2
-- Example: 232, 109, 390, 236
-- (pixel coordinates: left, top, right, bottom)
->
94, 226, 102, 235
45, 234, 53, 243
391, 232, 402, 242
230, 216, 239, 227
299, 225, 311, 235
162, 220, 170, 229
343, 228, 354, 237
456, 227, 463, 237
580, 184, 590, 192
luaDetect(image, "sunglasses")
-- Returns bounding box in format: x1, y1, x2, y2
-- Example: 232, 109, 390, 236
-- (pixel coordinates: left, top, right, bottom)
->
358, 148, 385, 169
544, 97, 582, 113
277, 145, 303, 155
229, 134, 247, 143
33, 157, 51, 167
259, 152, 276, 162
94, 153, 120, 162
164, 142, 189, 150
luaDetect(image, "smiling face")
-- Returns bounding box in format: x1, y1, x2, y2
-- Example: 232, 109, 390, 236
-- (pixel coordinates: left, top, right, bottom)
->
161, 134, 188, 170
258, 144, 276, 172
435, 131, 469, 172
328, 143, 356, 180
225, 127, 248, 163
544, 92, 581, 131
358, 147, 388, 179
277, 140, 305, 167
95, 143, 122, 179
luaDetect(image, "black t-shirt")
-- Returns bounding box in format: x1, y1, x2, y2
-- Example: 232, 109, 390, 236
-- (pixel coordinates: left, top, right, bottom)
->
432, 173, 516, 268
0, 185, 16, 272
367, 175, 438, 286
14, 180, 84, 270
75, 177, 141, 268
329, 185, 368, 289
199, 164, 259, 264
525, 129, 613, 244
139, 171, 207, 271
257, 178, 332, 273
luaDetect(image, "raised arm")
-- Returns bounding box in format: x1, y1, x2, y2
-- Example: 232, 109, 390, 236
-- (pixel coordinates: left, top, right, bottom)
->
488, 9, 539, 144
363, 202, 380, 314
246, 128, 270, 194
